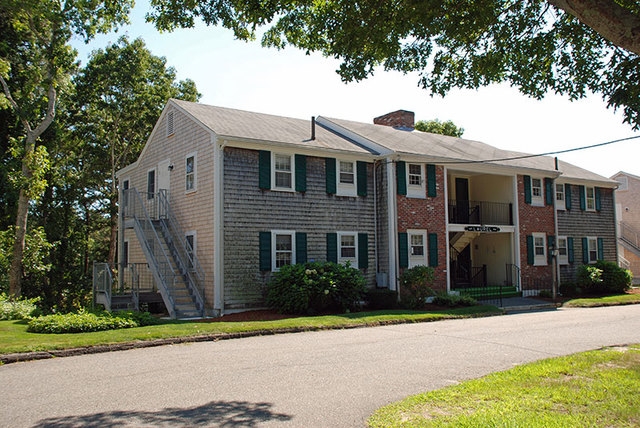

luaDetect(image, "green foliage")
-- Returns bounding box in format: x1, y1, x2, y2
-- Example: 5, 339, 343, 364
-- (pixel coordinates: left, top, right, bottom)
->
0, 226, 53, 295
266, 262, 366, 314
0, 293, 41, 320
577, 261, 631, 295
432, 293, 477, 307
27, 310, 158, 334
365, 288, 399, 310
415, 119, 464, 137
399, 265, 435, 309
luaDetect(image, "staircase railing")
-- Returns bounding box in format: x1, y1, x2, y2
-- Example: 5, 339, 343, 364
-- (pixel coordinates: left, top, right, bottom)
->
93, 262, 113, 311
505, 263, 521, 291
448, 199, 513, 225
619, 221, 640, 255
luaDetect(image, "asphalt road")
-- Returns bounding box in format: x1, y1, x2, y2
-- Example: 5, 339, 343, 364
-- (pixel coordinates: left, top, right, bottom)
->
2, 305, 640, 427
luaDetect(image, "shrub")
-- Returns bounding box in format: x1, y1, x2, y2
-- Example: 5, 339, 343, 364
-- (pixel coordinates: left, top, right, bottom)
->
432, 293, 477, 307
365, 288, 399, 310
266, 262, 366, 314
27, 310, 158, 334
0, 293, 41, 320
576, 262, 631, 295
576, 265, 604, 294
399, 265, 435, 309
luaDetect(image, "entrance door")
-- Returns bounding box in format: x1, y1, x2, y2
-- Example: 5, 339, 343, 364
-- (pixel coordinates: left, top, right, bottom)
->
158, 159, 171, 193
408, 230, 427, 268
455, 178, 470, 223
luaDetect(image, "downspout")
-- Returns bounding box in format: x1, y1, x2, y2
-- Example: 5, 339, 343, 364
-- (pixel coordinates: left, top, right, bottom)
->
552, 158, 560, 300
443, 166, 450, 293
213, 137, 226, 316
373, 160, 379, 278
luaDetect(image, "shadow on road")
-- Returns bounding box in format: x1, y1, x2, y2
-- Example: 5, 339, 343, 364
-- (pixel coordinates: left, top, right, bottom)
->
31, 399, 292, 427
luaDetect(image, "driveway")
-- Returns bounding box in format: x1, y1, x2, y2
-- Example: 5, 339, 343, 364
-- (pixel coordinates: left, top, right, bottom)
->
2, 305, 640, 427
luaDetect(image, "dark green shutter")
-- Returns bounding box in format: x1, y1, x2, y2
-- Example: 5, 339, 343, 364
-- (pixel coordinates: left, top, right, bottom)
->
358, 233, 368, 269
545, 178, 554, 206
567, 237, 574, 263
398, 232, 408, 268
325, 158, 336, 194
582, 237, 589, 263
259, 232, 271, 271
427, 164, 437, 197
295, 154, 306, 192
579, 185, 586, 210
597, 237, 604, 260
547, 235, 555, 264
595, 187, 602, 211
396, 161, 407, 195
428, 233, 438, 267
326, 233, 338, 263
296, 232, 307, 264
565, 184, 572, 210
259, 151, 271, 190
524, 175, 532, 204
526, 235, 534, 265
357, 161, 367, 196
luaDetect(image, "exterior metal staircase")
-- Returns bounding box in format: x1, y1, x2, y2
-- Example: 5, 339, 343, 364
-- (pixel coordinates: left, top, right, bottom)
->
450, 231, 480, 254
619, 221, 640, 257
123, 188, 205, 319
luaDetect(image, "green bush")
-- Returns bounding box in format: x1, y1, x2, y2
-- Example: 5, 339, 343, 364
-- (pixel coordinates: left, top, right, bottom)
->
0, 293, 41, 320
576, 262, 631, 295
266, 262, 367, 314
27, 310, 158, 334
399, 265, 435, 309
365, 288, 399, 310
432, 293, 477, 307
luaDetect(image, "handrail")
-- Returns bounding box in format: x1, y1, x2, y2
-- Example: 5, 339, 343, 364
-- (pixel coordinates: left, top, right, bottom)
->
93, 262, 113, 311
448, 199, 513, 225
506, 263, 521, 291
619, 221, 640, 253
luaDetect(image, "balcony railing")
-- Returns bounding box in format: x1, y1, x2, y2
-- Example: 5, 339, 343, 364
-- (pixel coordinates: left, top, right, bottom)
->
448, 200, 513, 225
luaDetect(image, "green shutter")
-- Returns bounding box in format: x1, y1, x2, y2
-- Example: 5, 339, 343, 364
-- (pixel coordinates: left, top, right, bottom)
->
427, 164, 437, 197
296, 232, 307, 264
597, 237, 604, 260
565, 184, 572, 210
326, 233, 338, 263
259, 151, 271, 190
398, 232, 408, 268
579, 185, 586, 210
545, 178, 554, 206
358, 233, 368, 269
396, 161, 407, 195
259, 232, 271, 271
428, 233, 438, 267
325, 158, 336, 194
295, 154, 306, 192
567, 237, 574, 263
526, 235, 534, 265
582, 237, 589, 263
357, 161, 367, 196
595, 187, 602, 211
547, 235, 555, 264
524, 175, 532, 204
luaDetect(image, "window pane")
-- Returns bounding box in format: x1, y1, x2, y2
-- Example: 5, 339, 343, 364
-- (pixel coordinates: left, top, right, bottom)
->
340, 235, 356, 258
586, 187, 595, 209
186, 156, 194, 174
275, 172, 291, 188
409, 164, 422, 186
556, 184, 564, 201
532, 178, 541, 197
275, 155, 291, 171
410, 234, 424, 255
534, 236, 544, 255
339, 161, 354, 184
275, 234, 293, 268
275, 155, 292, 188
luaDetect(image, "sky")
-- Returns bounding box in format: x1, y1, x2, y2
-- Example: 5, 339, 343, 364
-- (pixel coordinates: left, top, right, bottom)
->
72, 2, 640, 179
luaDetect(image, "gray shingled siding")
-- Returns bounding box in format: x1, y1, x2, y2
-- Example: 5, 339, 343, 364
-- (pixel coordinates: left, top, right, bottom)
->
223, 147, 377, 310
557, 185, 617, 284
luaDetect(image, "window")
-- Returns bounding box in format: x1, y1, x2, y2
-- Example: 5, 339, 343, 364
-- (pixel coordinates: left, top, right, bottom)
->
585, 186, 596, 211
147, 169, 156, 199
186, 153, 196, 192
406, 163, 426, 198
273, 231, 295, 270
408, 230, 427, 268
586, 237, 598, 263
556, 183, 565, 210
122, 240, 129, 267
185, 233, 196, 270
557, 236, 568, 265
339, 161, 354, 184
338, 232, 358, 267
167, 110, 174, 136
532, 232, 547, 266
531, 178, 543, 206
273, 154, 293, 190
337, 160, 357, 196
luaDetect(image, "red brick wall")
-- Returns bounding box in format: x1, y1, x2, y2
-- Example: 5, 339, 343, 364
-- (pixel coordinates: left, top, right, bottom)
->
396, 165, 447, 291
517, 175, 555, 287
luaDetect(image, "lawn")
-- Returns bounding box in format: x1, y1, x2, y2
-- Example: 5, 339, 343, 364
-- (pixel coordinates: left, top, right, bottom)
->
0, 305, 501, 356
368, 344, 640, 427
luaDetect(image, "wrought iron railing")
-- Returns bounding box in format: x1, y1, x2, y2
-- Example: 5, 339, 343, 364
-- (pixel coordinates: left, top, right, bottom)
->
93, 262, 113, 310
448, 200, 513, 225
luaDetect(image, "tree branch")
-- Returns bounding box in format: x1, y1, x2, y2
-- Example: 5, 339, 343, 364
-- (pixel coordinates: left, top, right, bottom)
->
0, 75, 33, 133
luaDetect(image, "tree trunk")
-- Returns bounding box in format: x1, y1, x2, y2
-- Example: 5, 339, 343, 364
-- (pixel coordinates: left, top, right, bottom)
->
8, 188, 29, 297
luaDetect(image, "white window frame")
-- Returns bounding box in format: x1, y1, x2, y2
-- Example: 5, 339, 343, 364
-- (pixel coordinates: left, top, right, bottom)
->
531, 177, 544, 206
272, 230, 296, 271
272, 153, 295, 192
532, 232, 547, 266
147, 168, 156, 200
185, 231, 196, 271
557, 236, 568, 265
408, 229, 428, 268
585, 186, 596, 211
337, 160, 357, 197
338, 231, 358, 268
122, 239, 129, 266
406, 163, 426, 199
166, 110, 175, 137
586, 236, 598, 264
555, 183, 565, 210
185, 152, 197, 193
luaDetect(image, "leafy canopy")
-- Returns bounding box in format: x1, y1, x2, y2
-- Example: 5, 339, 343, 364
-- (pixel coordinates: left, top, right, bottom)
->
147, 0, 640, 129
415, 119, 464, 137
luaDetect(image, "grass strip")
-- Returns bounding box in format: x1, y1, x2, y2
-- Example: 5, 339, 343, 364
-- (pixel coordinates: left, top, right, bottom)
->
564, 293, 640, 307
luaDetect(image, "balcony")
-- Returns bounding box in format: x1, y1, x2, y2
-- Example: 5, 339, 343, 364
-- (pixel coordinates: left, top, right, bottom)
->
448, 200, 513, 225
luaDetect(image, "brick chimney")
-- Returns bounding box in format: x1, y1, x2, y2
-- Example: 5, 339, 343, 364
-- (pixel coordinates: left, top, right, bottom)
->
373, 110, 415, 130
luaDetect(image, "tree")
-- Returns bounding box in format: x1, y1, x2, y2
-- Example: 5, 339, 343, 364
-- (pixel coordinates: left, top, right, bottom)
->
415, 119, 464, 137
0, 0, 133, 297
71, 36, 200, 267
147, 0, 640, 129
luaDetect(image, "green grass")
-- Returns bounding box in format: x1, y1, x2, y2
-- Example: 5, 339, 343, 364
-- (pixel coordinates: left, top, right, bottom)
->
564, 293, 640, 307
368, 344, 640, 427
0, 306, 501, 355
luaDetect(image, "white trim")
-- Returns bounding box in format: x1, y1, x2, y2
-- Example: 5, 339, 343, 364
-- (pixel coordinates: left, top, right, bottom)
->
185, 230, 197, 271
532, 232, 547, 266
585, 186, 596, 211
530, 177, 544, 207
337, 231, 358, 268
406, 163, 426, 199
185, 151, 197, 193
146, 167, 157, 199
272, 230, 296, 271
271, 152, 295, 192
555, 182, 565, 211
586, 236, 598, 264
557, 236, 569, 265
407, 229, 428, 268
337, 159, 357, 197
